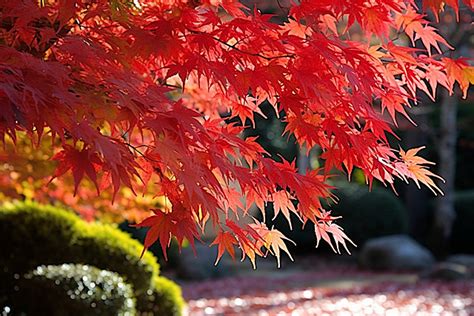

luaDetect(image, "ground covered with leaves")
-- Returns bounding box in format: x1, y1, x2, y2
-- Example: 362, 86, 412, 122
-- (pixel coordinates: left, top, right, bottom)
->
180, 268, 474, 315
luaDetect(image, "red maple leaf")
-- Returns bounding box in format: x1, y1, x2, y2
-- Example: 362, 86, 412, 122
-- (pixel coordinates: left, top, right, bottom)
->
0, 0, 472, 267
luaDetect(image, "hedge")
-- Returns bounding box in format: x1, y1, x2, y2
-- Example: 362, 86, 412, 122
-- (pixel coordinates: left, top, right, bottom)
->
329, 183, 409, 246
0, 201, 185, 315
9, 264, 135, 316
137, 276, 186, 316
0, 201, 159, 295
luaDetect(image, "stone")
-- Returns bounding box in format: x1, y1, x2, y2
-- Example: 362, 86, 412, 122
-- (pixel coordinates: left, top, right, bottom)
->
446, 254, 474, 271
420, 262, 471, 281
359, 235, 435, 271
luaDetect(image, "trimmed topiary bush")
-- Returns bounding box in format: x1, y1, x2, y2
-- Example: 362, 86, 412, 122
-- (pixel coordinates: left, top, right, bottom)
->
329, 183, 409, 246
136, 276, 185, 316
0, 201, 185, 315
73, 223, 160, 295
0, 201, 158, 294
450, 190, 474, 254
8, 264, 135, 316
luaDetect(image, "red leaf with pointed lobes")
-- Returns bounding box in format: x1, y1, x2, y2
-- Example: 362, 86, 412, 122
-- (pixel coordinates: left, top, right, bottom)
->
272, 190, 298, 230
211, 231, 238, 265
415, 25, 452, 55
442, 57, 474, 98
1, 0, 472, 270
423, 0, 460, 22
134, 210, 173, 260
51, 145, 101, 195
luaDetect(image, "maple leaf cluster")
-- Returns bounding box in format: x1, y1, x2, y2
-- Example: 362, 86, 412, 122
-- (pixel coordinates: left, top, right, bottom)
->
0, 0, 472, 267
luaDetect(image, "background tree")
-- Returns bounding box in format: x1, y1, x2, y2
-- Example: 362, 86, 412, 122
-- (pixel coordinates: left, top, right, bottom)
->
432, 6, 473, 256
0, 0, 472, 267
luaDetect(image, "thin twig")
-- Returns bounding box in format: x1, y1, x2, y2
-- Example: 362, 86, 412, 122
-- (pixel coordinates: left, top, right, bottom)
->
187, 29, 295, 61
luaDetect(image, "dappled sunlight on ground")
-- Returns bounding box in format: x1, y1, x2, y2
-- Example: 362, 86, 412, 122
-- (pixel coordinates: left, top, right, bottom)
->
181, 269, 474, 315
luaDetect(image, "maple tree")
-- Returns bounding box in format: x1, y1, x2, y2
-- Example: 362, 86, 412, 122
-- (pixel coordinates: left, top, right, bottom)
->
0, 0, 473, 268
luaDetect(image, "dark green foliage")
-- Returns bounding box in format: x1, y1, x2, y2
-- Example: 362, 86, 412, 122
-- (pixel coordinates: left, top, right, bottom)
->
450, 190, 474, 254
0, 201, 158, 294
8, 264, 135, 316
329, 183, 409, 246
74, 223, 159, 295
0, 202, 184, 315
267, 183, 409, 253
136, 276, 185, 316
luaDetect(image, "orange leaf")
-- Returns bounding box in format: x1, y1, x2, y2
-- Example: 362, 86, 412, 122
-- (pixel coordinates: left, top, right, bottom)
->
262, 228, 295, 268
399, 147, 444, 195
272, 191, 298, 230
211, 231, 238, 265
443, 58, 474, 98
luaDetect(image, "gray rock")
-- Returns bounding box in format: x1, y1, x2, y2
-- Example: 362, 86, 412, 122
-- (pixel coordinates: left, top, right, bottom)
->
446, 254, 474, 271
176, 243, 238, 280
420, 262, 471, 281
359, 235, 435, 271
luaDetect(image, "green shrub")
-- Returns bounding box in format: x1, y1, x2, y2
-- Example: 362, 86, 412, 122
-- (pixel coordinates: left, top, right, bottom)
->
74, 223, 159, 295
0, 201, 187, 315
7, 264, 135, 316
329, 183, 409, 246
267, 182, 408, 252
0, 201, 159, 295
450, 190, 474, 254
136, 276, 185, 316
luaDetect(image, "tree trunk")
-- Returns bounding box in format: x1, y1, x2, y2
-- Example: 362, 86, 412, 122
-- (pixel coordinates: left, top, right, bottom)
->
297, 145, 309, 175
433, 90, 458, 256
